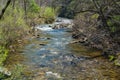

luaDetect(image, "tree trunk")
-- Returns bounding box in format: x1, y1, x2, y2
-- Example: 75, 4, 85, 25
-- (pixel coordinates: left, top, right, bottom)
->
24, 0, 27, 20
0, 0, 11, 19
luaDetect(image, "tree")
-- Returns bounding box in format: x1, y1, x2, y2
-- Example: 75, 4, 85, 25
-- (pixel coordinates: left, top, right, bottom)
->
0, 0, 11, 19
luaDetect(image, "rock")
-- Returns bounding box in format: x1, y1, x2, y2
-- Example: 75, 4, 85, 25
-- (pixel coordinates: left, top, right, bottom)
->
36, 34, 40, 38
39, 43, 46, 46
38, 64, 47, 67
52, 24, 61, 29
55, 19, 62, 22
70, 61, 77, 66
0, 67, 11, 76
47, 37, 51, 40
52, 20, 73, 29
46, 71, 62, 78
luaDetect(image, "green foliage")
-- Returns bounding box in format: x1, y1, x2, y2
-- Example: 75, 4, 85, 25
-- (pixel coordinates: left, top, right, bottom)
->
27, 6, 56, 24
27, 11, 39, 19
107, 20, 112, 27
109, 55, 115, 61
0, 46, 8, 66
0, 64, 24, 80
5, 64, 24, 80
0, 73, 5, 80
0, 5, 29, 70
43, 7, 56, 19
28, 0, 40, 13
39, 7, 56, 23
107, 20, 116, 32
0, 6, 29, 46
111, 26, 116, 33
107, 15, 120, 32
113, 15, 120, 21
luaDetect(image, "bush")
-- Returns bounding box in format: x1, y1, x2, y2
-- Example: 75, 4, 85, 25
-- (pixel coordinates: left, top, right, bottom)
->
43, 7, 56, 19
107, 15, 120, 32
0, 6, 30, 80
27, 6, 56, 24
0, 6, 29, 48
0, 6, 29, 70
42, 7, 56, 23
28, 0, 40, 13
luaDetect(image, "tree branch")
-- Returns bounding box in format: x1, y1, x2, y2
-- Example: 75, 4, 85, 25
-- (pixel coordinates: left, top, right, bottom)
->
74, 9, 99, 14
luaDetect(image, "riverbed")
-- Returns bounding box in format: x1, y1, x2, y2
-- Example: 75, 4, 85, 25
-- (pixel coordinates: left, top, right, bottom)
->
22, 18, 120, 80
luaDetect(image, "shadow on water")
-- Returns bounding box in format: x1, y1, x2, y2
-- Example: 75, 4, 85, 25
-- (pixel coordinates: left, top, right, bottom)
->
22, 18, 120, 80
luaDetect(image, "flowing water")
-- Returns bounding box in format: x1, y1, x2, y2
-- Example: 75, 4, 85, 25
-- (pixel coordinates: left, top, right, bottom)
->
22, 18, 120, 80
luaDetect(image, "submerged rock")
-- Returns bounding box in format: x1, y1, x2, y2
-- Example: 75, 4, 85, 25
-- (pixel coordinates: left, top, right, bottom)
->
39, 43, 46, 46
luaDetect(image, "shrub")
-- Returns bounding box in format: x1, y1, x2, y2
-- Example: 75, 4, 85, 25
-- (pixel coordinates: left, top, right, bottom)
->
27, 6, 56, 24
42, 7, 56, 23
0, 6, 29, 79
107, 15, 120, 32
0, 6, 29, 48
0, 6, 29, 70
28, 0, 40, 13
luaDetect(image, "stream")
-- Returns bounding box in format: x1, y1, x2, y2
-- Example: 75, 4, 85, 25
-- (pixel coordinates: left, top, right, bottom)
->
22, 18, 120, 80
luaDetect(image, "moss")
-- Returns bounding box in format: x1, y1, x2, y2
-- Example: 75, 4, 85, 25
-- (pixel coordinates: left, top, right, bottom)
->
91, 13, 99, 19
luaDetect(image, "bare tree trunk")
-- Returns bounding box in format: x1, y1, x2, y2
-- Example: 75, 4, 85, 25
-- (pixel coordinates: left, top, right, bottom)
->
0, 0, 11, 19
24, 0, 27, 20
